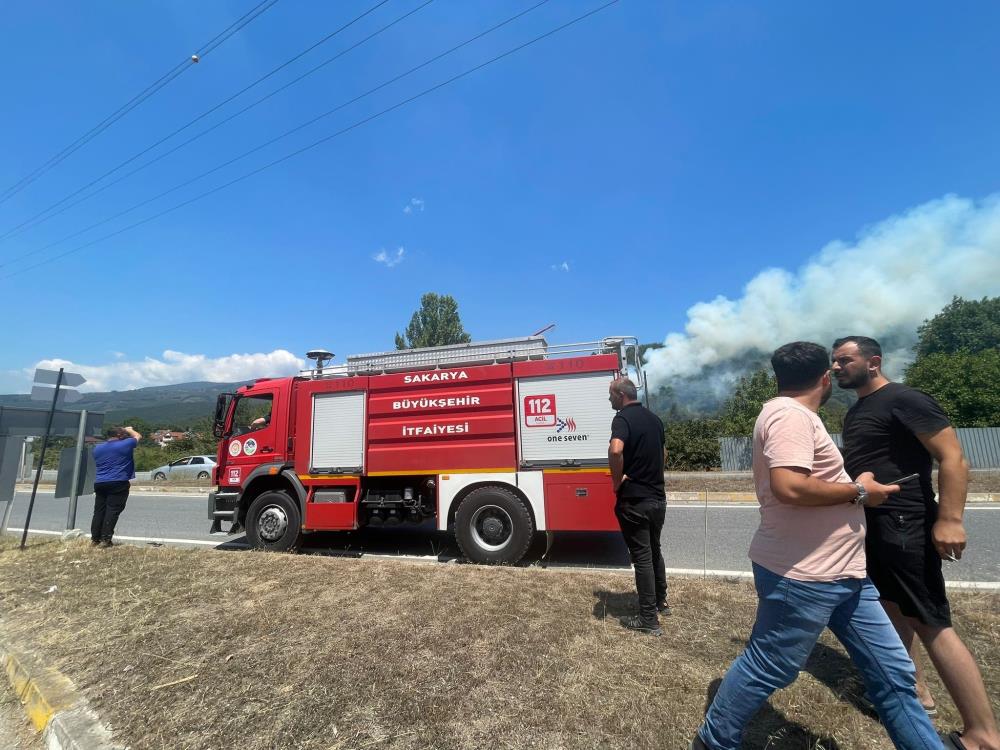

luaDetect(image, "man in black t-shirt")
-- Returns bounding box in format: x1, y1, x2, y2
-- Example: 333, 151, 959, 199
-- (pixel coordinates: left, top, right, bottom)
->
833, 336, 999, 750
608, 377, 668, 635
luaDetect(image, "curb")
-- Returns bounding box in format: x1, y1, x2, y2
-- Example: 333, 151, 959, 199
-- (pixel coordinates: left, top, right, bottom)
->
15, 483, 208, 495
0, 639, 122, 749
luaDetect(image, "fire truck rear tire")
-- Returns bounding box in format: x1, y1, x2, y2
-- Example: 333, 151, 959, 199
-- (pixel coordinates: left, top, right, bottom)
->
454, 486, 533, 565
246, 490, 302, 552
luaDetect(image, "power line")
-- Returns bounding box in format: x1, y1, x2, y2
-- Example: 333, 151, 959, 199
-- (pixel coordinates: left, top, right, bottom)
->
0, 0, 554, 269
0, 0, 415, 244
1, 0, 620, 281
0, 0, 281, 206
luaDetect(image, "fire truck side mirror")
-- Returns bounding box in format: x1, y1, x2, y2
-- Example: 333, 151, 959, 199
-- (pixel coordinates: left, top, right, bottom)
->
213, 393, 234, 439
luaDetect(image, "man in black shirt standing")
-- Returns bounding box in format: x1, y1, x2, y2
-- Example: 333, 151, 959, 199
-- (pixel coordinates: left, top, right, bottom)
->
833, 336, 999, 750
608, 377, 668, 635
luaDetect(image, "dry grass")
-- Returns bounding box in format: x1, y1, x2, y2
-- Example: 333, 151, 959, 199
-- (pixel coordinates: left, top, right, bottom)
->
0, 689, 43, 749
0, 537, 996, 750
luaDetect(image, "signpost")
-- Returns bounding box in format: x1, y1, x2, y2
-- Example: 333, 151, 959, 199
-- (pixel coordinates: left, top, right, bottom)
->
66, 410, 89, 530
19, 368, 85, 550
0, 407, 103, 537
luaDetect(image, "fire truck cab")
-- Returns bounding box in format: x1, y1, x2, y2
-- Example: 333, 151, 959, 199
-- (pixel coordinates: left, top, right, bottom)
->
209, 336, 646, 564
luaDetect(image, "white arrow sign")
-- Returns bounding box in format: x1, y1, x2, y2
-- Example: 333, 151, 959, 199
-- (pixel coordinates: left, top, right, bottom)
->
30, 385, 82, 404
33, 368, 86, 388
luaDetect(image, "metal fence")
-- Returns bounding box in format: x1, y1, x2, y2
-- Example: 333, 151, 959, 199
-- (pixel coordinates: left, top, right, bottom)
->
719, 428, 1000, 471
959, 428, 1000, 469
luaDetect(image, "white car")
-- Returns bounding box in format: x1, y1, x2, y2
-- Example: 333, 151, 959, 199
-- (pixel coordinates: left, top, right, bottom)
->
151, 455, 217, 481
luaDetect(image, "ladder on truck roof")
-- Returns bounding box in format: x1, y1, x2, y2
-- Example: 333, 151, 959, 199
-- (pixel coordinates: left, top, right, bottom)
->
299, 336, 639, 378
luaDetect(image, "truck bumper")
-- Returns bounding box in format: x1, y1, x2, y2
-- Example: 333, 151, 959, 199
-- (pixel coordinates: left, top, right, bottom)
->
209, 489, 241, 534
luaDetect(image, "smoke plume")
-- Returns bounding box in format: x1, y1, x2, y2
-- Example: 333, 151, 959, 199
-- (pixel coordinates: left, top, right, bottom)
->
645, 194, 1000, 392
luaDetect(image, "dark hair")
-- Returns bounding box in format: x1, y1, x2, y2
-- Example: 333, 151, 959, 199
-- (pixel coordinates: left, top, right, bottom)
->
771, 342, 830, 391
832, 335, 882, 359
611, 377, 638, 400
105, 426, 127, 440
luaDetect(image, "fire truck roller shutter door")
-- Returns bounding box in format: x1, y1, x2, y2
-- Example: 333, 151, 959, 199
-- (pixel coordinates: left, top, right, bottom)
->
516, 371, 616, 467
311, 391, 365, 473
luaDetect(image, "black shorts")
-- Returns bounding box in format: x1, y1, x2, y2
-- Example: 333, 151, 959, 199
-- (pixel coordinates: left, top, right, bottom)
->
865, 508, 952, 628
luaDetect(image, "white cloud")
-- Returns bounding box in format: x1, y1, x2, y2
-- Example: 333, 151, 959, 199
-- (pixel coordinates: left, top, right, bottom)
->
644, 193, 1000, 387
373, 246, 405, 268
551, 261, 570, 272
403, 197, 425, 214
28, 349, 303, 392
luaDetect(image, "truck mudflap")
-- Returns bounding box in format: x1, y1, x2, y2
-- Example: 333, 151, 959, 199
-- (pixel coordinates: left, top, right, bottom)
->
209, 489, 241, 534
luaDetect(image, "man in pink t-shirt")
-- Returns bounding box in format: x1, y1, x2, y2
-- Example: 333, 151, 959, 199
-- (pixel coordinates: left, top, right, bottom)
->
693, 342, 943, 750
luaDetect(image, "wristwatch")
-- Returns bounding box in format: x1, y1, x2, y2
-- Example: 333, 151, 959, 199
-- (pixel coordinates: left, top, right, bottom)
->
851, 481, 868, 506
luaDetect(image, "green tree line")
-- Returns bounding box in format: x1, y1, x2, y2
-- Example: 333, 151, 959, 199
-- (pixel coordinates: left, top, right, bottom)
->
662, 296, 999, 470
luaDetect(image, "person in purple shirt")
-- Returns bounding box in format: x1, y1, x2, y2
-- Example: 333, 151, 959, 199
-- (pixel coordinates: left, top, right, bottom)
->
91, 425, 141, 548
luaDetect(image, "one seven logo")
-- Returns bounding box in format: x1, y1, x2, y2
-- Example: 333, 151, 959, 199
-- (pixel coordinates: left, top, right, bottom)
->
556, 417, 577, 433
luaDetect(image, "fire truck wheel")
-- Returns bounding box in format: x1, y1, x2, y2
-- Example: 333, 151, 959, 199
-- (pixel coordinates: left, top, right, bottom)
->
455, 486, 533, 565
246, 490, 302, 552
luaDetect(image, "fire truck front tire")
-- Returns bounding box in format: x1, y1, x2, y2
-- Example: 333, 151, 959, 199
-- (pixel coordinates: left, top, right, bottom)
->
454, 486, 534, 565
246, 490, 302, 552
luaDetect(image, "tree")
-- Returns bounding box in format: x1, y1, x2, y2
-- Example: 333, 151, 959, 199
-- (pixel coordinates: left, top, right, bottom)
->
904, 296, 1000, 426
905, 350, 1000, 427
914, 296, 1000, 357
719, 370, 778, 436
717, 367, 845, 436
117, 416, 156, 447
395, 293, 472, 350
664, 418, 722, 470
168, 436, 196, 453
186, 416, 222, 455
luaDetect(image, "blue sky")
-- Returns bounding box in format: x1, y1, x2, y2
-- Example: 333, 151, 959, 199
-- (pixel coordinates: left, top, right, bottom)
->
1, 1, 998, 392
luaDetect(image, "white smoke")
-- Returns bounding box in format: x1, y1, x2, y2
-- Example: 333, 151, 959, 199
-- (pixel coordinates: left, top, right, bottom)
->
645, 194, 1000, 388
31, 349, 303, 392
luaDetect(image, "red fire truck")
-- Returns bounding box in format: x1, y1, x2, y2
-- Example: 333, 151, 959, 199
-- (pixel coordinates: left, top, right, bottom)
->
208, 336, 646, 564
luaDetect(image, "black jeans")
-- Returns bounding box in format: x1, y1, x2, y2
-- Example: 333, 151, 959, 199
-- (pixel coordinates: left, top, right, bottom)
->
92, 481, 130, 542
615, 496, 667, 624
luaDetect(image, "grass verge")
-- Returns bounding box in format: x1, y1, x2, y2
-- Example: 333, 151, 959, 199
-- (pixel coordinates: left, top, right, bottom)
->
0, 537, 996, 749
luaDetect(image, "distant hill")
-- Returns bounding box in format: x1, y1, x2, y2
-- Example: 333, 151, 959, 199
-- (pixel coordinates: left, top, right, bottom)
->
0, 381, 249, 428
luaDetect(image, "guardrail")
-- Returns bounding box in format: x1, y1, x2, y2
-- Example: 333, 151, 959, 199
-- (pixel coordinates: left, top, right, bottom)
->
24, 469, 210, 485
720, 427, 1000, 471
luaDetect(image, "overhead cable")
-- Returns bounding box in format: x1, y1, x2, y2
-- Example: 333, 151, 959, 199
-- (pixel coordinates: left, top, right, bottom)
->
1, 0, 553, 269
0, 0, 417, 243
1, 0, 620, 280
0, 0, 281, 205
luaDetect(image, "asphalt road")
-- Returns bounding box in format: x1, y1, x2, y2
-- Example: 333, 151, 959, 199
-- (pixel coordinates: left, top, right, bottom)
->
4, 491, 999, 582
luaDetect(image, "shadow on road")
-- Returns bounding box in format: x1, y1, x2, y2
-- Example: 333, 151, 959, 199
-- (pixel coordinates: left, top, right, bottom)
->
213, 526, 632, 568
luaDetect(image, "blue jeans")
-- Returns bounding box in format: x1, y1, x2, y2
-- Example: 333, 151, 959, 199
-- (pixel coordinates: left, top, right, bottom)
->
698, 563, 942, 750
